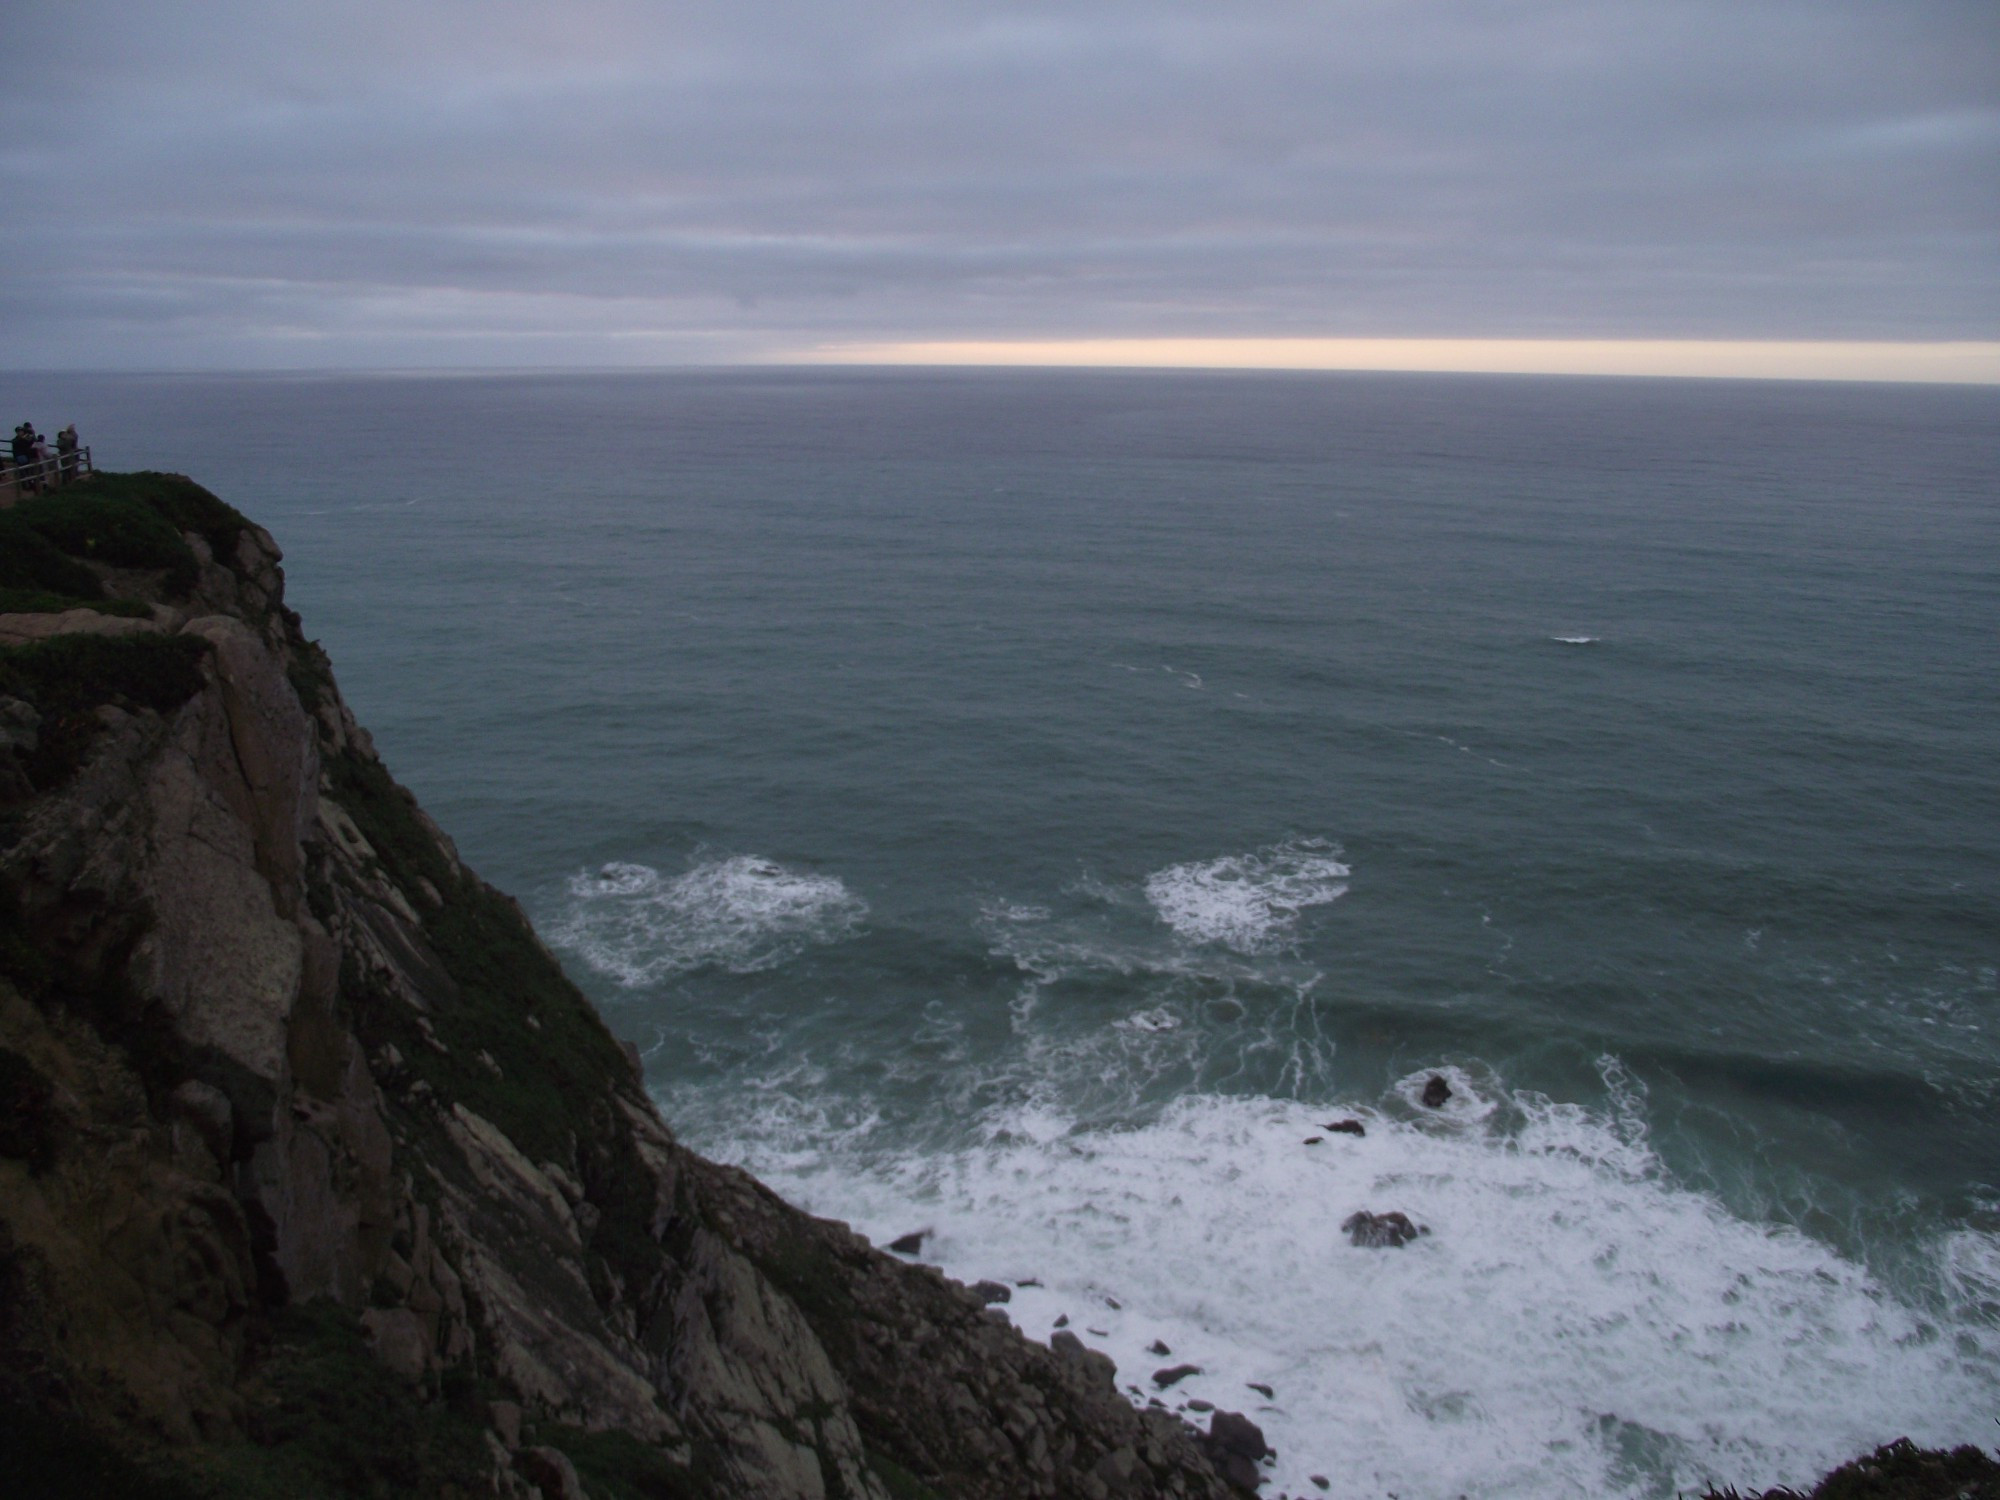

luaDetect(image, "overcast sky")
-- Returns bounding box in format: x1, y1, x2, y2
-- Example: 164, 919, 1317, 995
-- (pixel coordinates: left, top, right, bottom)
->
3, 0, 1994, 368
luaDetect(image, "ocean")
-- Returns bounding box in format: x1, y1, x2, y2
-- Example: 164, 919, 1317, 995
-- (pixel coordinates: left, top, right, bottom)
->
7, 367, 1997, 1497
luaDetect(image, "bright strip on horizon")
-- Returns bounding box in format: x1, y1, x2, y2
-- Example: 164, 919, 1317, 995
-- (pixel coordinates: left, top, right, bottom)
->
786, 339, 2000, 385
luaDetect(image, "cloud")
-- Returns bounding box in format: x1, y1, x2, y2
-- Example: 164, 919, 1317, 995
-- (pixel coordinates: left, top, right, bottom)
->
2, 0, 1994, 366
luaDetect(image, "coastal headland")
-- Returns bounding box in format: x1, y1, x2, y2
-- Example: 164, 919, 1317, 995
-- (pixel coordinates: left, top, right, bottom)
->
0, 472, 1991, 1499
0, 471, 1252, 1498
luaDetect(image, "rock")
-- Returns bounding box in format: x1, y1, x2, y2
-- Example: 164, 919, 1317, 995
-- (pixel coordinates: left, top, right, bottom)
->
0, 608, 164, 646
1322, 1119, 1366, 1136
0, 696, 40, 752
1050, 1331, 1118, 1391
1311, 1476, 1330, 1490
1246, 1383, 1274, 1399
1153, 1364, 1203, 1388
1341, 1209, 1430, 1249
1421, 1074, 1452, 1108
1302, 1136, 1322, 1145
170, 1079, 234, 1164
1104, 1296, 1121, 1309
973, 1280, 1013, 1305
1209, 1409, 1270, 1462
1187, 1399, 1213, 1413
519, 1444, 588, 1500
1149, 1339, 1172, 1355
488, 1398, 523, 1450
1016, 1277, 1042, 1287
0, 471, 1253, 1500
1202, 1410, 1271, 1492
1054, 1314, 1069, 1328
360, 1307, 431, 1382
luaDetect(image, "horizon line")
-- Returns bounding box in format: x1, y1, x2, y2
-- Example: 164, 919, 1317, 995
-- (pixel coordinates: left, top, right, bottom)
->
784, 338, 2000, 384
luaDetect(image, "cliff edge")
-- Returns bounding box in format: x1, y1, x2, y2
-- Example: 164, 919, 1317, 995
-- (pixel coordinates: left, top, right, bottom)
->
0, 473, 1249, 1499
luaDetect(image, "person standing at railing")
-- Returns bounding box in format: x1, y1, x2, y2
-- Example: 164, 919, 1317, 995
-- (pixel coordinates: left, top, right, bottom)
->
56, 425, 79, 482
10, 424, 32, 493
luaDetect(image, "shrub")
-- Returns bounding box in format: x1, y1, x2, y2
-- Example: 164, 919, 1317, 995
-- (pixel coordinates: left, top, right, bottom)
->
0, 511, 107, 600
14, 489, 198, 596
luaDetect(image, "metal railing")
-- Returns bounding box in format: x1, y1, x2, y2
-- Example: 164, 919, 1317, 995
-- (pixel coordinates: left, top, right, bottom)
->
0, 446, 94, 506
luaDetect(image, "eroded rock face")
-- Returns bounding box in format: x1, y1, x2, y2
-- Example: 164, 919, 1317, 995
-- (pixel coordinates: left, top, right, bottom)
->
0, 474, 1246, 1499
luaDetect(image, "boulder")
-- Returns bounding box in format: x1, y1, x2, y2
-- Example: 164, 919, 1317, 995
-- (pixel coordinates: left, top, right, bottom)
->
1420, 1074, 1452, 1108
1202, 1410, 1270, 1492
1153, 1364, 1202, 1389
1341, 1210, 1429, 1249
519, 1445, 588, 1500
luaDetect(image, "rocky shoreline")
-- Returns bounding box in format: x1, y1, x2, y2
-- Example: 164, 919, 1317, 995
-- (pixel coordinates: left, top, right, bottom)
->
1, 472, 1990, 1500
0, 472, 1254, 1498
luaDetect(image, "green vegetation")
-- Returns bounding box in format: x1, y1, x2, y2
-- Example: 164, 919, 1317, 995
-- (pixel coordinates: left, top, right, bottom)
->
12, 487, 200, 596
541, 1424, 722, 1500
320, 741, 672, 1305
322, 745, 635, 1167
0, 471, 254, 611
80, 472, 253, 565
0, 509, 109, 600
0, 1394, 212, 1500
867, 1448, 947, 1500
190, 1301, 491, 1499
0, 588, 152, 618
0, 633, 211, 790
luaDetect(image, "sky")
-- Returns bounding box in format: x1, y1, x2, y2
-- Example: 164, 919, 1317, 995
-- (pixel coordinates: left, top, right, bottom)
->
2, 0, 1996, 376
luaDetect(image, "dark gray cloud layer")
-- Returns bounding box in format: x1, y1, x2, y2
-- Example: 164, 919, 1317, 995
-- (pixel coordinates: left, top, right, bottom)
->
4, 0, 1994, 365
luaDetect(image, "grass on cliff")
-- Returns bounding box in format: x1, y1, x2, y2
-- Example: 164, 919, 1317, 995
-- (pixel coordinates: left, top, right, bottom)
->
0, 509, 111, 601
0, 588, 153, 618
319, 741, 672, 1308
191, 1301, 491, 1499
5, 472, 253, 601
540, 1424, 726, 1500
0, 633, 212, 791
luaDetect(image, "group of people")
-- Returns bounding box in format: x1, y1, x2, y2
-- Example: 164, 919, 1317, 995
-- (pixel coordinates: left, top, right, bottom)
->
7, 421, 84, 495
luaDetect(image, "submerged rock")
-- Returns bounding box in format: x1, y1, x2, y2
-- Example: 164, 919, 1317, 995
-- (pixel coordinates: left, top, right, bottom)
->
1421, 1074, 1453, 1108
1322, 1118, 1366, 1136
1341, 1209, 1431, 1248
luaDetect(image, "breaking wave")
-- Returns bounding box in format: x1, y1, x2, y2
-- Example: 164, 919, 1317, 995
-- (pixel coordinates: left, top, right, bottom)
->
549, 855, 865, 985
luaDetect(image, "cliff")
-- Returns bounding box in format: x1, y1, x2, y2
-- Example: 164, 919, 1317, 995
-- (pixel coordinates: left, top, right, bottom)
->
0, 474, 1251, 1499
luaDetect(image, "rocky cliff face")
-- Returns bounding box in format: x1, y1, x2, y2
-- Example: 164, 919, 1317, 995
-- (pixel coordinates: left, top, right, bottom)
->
0, 474, 1250, 1499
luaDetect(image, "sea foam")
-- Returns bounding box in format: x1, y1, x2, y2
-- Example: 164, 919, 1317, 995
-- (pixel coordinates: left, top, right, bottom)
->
550, 855, 864, 985
1145, 839, 1351, 952
679, 1060, 2000, 1500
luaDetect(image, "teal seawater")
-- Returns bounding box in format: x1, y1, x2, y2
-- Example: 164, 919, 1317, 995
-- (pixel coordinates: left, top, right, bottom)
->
8, 369, 1998, 1495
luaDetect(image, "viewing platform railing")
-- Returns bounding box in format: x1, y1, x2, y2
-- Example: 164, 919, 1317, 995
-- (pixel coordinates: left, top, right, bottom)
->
0, 447, 94, 507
